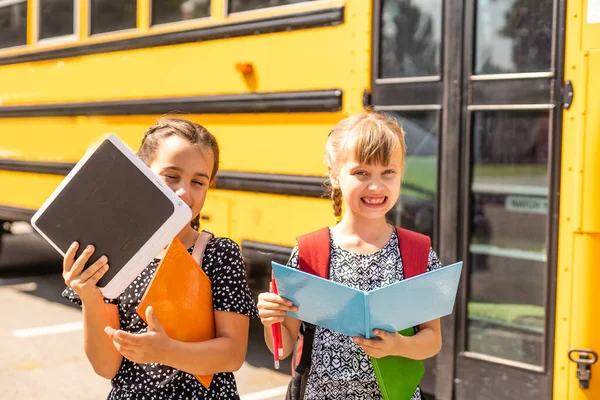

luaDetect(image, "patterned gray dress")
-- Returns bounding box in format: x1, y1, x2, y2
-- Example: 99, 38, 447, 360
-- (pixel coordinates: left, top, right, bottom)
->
288, 228, 442, 400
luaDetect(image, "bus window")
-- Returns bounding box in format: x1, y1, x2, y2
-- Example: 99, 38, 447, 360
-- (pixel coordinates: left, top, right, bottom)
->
90, 0, 137, 35
0, 0, 27, 49
228, 0, 318, 14
38, 0, 76, 41
152, 0, 210, 26
474, 0, 553, 75
379, 0, 442, 79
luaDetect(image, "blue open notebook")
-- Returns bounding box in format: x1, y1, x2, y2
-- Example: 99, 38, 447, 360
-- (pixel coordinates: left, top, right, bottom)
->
271, 261, 463, 339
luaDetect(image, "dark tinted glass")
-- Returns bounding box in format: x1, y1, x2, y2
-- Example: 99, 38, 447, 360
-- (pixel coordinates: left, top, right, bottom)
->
152, 0, 210, 25
475, 0, 553, 74
386, 111, 438, 240
228, 0, 316, 13
39, 0, 75, 40
379, 0, 442, 78
0, 1, 27, 49
90, 0, 137, 35
466, 111, 550, 366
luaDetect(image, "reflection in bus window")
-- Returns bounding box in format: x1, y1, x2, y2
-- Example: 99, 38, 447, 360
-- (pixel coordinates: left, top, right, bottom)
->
379, 0, 442, 78
475, 0, 553, 74
228, 0, 317, 14
386, 112, 438, 241
39, 0, 75, 40
0, 0, 27, 49
467, 111, 550, 366
90, 0, 137, 35
152, 0, 210, 25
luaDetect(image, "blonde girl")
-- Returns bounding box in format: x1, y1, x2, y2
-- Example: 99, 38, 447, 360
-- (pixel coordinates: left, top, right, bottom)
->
257, 113, 443, 399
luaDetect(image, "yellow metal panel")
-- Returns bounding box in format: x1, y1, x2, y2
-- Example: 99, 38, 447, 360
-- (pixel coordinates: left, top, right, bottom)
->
579, 51, 600, 233
137, 0, 150, 32
555, 0, 584, 397
0, 171, 64, 210
222, 190, 333, 247
0, 114, 345, 176
79, 0, 88, 40
27, 0, 35, 45
210, 0, 224, 19
556, 0, 600, 398
568, 233, 600, 396
199, 194, 232, 238
0, 26, 351, 105
583, 0, 600, 49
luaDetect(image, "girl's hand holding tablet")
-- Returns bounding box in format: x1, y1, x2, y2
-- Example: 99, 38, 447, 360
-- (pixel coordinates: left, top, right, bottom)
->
62, 242, 109, 304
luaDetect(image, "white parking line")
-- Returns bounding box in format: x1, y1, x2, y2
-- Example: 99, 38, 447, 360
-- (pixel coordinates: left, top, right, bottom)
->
240, 385, 288, 400
13, 321, 83, 338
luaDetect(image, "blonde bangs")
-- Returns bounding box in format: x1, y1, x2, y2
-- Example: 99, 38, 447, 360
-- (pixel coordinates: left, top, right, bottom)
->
341, 118, 403, 167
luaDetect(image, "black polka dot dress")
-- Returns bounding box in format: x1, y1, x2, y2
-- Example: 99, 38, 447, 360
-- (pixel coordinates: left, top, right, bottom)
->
63, 237, 259, 400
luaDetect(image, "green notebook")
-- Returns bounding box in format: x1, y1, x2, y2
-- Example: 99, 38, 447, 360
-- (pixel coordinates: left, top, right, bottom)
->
370, 328, 425, 400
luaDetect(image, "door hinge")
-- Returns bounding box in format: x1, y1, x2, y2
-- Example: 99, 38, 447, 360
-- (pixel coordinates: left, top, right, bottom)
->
563, 80, 574, 109
362, 89, 371, 110
568, 348, 598, 389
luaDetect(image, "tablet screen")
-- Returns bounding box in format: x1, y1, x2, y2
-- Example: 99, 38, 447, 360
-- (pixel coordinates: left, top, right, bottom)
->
34, 139, 176, 288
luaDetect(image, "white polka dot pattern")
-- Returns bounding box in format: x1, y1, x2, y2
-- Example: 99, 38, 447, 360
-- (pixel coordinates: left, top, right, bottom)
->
63, 237, 258, 399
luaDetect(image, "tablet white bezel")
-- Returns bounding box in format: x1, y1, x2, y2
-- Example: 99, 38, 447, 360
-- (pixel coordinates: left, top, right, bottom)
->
31, 134, 192, 299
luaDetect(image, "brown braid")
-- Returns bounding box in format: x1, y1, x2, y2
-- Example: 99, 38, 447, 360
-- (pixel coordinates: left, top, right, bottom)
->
332, 187, 343, 223
190, 214, 200, 231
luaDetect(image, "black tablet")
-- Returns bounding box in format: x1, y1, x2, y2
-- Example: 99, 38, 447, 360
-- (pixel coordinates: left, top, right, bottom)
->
31, 135, 191, 299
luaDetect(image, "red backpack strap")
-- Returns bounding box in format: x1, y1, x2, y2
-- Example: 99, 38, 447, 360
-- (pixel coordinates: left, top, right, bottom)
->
396, 227, 430, 278
296, 227, 330, 279
292, 227, 330, 377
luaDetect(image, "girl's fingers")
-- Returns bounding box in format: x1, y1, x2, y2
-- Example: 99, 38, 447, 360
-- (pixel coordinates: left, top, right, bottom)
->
258, 301, 297, 313
78, 256, 108, 282
258, 309, 288, 319
110, 330, 140, 348
261, 316, 286, 326
70, 245, 96, 277
258, 292, 295, 307
87, 264, 109, 285
62, 242, 79, 273
353, 337, 382, 349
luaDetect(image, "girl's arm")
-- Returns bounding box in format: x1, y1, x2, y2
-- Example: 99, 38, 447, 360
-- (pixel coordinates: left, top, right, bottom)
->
263, 314, 302, 359
394, 318, 442, 360
105, 238, 258, 374
81, 299, 122, 378
62, 242, 123, 379
105, 308, 251, 374
161, 310, 251, 374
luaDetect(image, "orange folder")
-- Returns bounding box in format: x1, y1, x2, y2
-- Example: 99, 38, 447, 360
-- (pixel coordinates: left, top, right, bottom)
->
137, 237, 215, 388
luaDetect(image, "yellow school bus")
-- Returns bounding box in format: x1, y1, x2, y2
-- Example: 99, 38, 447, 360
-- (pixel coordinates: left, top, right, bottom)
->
0, 0, 597, 398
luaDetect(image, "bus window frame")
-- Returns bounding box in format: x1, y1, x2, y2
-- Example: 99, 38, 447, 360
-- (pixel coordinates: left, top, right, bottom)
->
0, 0, 28, 50
35, 0, 79, 46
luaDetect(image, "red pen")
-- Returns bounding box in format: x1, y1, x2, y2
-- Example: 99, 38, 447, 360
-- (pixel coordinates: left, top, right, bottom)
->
271, 277, 284, 368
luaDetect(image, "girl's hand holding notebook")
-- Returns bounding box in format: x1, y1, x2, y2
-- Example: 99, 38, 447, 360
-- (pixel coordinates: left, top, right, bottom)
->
104, 306, 171, 364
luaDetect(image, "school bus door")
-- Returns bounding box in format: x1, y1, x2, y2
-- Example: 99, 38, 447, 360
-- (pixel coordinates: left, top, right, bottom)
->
370, 0, 561, 398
